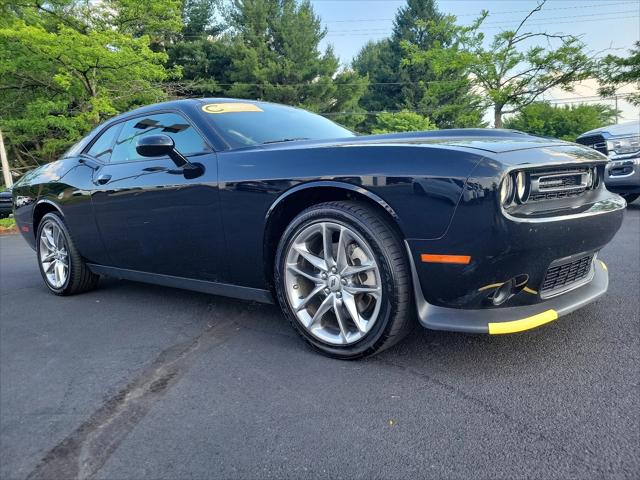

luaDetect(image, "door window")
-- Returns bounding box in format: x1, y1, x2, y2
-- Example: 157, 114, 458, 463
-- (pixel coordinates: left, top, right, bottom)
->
110, 112, 209, 163
85, 123, 122, 162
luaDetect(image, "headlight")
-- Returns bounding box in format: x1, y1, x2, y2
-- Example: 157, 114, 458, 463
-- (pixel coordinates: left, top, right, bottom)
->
500, 175, 514, 206
515, 171, 527, 202
606, 135, 640, 155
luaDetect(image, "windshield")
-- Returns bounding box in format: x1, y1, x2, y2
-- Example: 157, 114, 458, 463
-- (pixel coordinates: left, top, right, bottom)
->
200, 101, 354, 149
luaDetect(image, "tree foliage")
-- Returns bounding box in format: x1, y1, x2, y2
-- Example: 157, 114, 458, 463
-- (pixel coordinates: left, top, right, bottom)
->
504, 102, 617, 141
598, 41, 640, 106
167, 0, 368, 129
0, 0, 180, 164
407, 0, 593, 128
371, 111, 436, 134
353, 0, 485, 130
0, 0, 609, 170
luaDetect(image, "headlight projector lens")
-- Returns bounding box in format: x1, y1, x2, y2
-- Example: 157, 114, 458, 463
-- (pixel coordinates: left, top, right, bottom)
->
515, 171, 527, 202
500, 175, 514, 206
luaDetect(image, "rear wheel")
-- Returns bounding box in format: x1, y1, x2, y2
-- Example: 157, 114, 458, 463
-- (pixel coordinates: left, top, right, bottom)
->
36, 212, 99, 295
274, 201, 414, 359
621, 193, 639, 204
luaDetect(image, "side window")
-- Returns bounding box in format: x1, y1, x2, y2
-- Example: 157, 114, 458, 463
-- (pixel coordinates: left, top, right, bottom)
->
110, 112, 209, 163
85, 123, 122, 162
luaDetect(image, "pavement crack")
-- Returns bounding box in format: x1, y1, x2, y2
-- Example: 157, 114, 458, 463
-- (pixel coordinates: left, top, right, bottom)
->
26, 319, 240, 480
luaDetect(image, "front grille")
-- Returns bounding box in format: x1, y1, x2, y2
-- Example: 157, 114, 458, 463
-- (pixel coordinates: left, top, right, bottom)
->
528, 167, 590, 202
576, 134, 608, 155
541, 254, 594, 295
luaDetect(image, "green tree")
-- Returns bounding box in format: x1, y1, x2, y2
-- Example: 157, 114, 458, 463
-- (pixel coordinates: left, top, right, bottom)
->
352, 40, 397, 113
182, 0, 222, 37
168, 0, 367, 128
598, 41, 640, 106
371, 111, 436, 134
0, 1, 178, 165
504, 102, 618, 141
407, 0, 593, 128
353, 0, 485, 130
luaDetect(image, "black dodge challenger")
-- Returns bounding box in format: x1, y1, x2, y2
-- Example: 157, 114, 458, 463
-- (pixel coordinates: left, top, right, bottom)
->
11, 99, 625, 358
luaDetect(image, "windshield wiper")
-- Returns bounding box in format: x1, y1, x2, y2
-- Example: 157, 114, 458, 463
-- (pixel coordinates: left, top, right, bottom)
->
262, 137, 310, 144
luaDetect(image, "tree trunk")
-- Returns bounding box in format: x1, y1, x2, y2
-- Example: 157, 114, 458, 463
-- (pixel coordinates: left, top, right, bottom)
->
0, 129, 13, 188
494, 106, 503, 129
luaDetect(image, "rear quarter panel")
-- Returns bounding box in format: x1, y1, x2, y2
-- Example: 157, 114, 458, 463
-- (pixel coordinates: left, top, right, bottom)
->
12, 159, 108, 263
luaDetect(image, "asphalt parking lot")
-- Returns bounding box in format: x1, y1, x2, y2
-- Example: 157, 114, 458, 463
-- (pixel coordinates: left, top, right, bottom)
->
1, 204, 638, 480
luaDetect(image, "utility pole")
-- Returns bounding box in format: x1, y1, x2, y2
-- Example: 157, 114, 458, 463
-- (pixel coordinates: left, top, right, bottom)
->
615, 95, 619, 124
0, 128, 13, 188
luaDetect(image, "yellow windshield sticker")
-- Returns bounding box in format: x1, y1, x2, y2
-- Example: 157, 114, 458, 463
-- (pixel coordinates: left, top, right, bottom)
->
202, 103, 263, 114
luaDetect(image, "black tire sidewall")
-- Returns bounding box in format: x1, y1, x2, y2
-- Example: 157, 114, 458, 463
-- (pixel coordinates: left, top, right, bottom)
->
36, 213, 73, 294
274, 205, 402, 358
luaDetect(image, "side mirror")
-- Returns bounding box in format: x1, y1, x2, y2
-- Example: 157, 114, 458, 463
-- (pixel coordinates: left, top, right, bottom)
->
136, 134, 175, 158
136, 134, 195, 170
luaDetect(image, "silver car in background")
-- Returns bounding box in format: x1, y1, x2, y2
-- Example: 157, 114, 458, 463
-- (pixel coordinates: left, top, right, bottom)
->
577, 121, 640, 204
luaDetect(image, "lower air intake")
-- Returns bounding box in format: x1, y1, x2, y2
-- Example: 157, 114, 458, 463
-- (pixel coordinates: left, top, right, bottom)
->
541, 254, 594, 297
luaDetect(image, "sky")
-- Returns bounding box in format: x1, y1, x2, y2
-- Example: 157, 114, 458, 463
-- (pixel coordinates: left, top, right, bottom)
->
309, 0, 640, 122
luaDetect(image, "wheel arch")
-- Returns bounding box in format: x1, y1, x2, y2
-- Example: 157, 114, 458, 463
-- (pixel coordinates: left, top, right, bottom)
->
33, 200, 63, 239
263, 181, 406, 290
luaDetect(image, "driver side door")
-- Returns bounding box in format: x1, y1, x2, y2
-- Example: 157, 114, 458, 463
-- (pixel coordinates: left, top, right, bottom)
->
89, 111, 227, 283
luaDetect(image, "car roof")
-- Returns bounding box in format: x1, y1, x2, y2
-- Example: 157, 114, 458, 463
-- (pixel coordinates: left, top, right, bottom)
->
103, 98, 295, 126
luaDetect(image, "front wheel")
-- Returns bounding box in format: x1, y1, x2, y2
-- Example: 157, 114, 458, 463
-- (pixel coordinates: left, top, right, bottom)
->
274, 201, 414, 359
621, 193, 639, 204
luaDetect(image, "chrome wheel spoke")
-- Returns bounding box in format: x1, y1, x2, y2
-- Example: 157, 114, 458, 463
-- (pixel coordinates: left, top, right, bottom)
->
55, 226, 64, 249
296, 285, 324, 311
333, 296, 349, 343
343, 285, 381, 296
293, 244, 327, 272
41, 252, 56, 263
43, 228, 56, 250
287, 264, 321, 284
342, 291, 366, 333
322, 223, 335, 269
54, 261, 64, 285
335, 227, 349, 273
342, 263, 376, 277
309, 293, 333, 327
284, 221, 383, 346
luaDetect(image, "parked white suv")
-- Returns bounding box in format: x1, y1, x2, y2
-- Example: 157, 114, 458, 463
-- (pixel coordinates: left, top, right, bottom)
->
577, 120, 640, 204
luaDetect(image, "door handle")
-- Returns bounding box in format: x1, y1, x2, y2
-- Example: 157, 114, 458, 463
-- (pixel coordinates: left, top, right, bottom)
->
142, 166, 169, 173
95, 174, 112, 185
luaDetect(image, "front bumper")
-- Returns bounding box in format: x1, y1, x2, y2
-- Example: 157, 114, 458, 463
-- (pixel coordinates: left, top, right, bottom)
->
409, 250, 609, 334
0, 204, 12, 217
605, 155, 640, 194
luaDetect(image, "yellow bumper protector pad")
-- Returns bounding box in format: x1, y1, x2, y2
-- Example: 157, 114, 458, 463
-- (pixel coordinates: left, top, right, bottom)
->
488, 309, 558, 335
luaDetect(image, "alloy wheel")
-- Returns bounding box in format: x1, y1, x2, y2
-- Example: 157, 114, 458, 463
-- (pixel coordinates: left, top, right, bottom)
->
39, 221, 69, 289
284, 221, 382, 345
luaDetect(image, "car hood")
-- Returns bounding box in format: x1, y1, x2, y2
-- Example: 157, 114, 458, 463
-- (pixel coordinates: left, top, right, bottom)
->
258, 129, 576, 154
577, 121, 640, 139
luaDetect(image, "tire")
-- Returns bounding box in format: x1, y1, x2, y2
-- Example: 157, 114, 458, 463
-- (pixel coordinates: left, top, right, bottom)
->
621, 193, 639, 204
274, 201, 414, 359
36, 212, 99, 295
